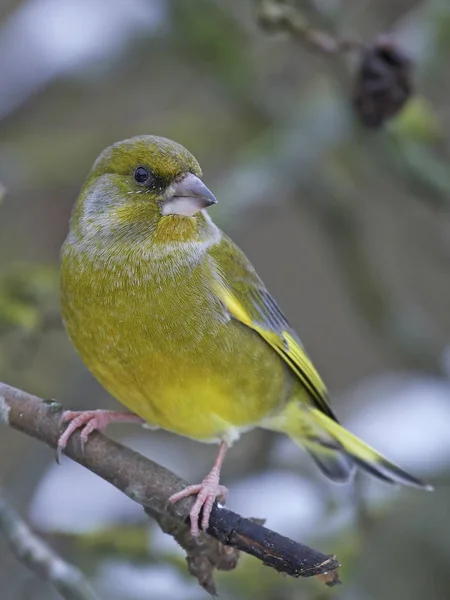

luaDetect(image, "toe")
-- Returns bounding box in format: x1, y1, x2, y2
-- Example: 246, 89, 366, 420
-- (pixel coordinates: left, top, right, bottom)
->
168, 484, 202, 504
56, 412, 95, 460
217, 485, 229, 504
168, 477, 227, 537
56, 427, 73, 463
189, 499, 202, 538
56, 421, 78, 460
59, 410, 77, 426
80, 419, 97, 446
200, 493, 216, 532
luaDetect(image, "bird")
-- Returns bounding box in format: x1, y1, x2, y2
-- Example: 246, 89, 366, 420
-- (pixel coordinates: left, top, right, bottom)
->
59, 135, 431, 537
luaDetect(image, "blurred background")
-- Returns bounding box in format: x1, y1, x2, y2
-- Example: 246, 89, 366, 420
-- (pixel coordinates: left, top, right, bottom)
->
1, 0, 450, 598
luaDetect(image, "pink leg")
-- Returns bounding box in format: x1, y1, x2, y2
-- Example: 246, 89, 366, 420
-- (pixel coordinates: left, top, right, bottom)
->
57, 410, 144, 462
169, 440, 228, 537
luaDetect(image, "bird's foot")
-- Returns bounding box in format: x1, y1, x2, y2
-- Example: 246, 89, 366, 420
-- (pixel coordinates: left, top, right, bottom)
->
57, 410, 143, 462
169, 471, 228, 538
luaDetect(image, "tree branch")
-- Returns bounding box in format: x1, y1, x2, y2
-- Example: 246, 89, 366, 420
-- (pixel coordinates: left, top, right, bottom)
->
0, 491, 100, 600
0, 382, 340, 594
256, 0, 362, 55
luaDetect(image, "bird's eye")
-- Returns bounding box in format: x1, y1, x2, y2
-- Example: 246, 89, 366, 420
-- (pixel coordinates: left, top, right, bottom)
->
134, 166, 151, 184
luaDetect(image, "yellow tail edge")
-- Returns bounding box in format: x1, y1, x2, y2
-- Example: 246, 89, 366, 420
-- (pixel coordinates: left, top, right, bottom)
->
310, 408, 433, 491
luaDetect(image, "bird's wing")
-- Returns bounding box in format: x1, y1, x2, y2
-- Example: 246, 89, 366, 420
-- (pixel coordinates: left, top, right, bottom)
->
209, 234, 337, 421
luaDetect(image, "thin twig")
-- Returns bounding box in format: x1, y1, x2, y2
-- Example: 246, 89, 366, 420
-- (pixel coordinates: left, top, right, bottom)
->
0, 492, 100, 600
256, 0, 362, 55
0, 382, 340, 594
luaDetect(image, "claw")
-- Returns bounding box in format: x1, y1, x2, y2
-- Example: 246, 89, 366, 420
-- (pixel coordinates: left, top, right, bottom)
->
168, 440, 229, 537
56, 410, 144, 463
55, 443, 63, 465
169, 480, 228, 537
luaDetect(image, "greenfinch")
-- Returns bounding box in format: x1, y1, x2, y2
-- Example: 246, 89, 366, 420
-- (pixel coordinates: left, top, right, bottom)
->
60, 136, 430, 536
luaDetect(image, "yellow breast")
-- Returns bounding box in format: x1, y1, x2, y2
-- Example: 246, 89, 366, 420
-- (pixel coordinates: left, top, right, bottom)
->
61, 245, 288, 443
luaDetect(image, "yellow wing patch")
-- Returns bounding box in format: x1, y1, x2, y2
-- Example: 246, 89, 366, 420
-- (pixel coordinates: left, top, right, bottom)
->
219, 290, 253, 327
212, 280, 334, 419
283, 332, 327, 397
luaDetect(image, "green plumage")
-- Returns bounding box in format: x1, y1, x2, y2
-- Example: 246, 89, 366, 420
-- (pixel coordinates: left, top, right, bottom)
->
61, 135, 430, 490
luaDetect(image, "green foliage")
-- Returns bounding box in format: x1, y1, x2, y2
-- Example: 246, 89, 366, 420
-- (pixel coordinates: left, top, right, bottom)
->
390, 97, 443, 143
0, 264, 60, 370
0, 265, 59, 335
74, 526, 151, 562
171, 0, 249, 91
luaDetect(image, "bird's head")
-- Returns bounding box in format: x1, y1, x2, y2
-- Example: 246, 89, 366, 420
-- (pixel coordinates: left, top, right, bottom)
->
70, 136, 218, 252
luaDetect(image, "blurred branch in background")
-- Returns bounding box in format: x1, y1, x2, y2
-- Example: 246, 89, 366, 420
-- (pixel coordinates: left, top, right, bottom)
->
216, 82, 445, 376
303, 173, 445, 374
0, 492, 100, 600
214, 0, 448, 378
255, 0, 413, 127
256, 0, 362, 55
0, 382, 340, 595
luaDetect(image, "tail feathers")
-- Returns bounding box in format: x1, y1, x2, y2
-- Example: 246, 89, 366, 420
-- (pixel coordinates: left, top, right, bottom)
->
309, 408, 433, 490
304, 441, 356, 483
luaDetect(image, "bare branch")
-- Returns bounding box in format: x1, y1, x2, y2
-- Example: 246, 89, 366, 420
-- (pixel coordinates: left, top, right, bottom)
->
256, 0, 362, 55
0, 382, 340, 594
0, 492, 100, 600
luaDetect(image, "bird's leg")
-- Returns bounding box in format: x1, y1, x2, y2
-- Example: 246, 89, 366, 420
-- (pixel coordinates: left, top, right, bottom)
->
169, 440, 228, 537
57, 410, 144, 462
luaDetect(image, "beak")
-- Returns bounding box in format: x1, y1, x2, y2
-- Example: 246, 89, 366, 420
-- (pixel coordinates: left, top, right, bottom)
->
162, 173, 217, 217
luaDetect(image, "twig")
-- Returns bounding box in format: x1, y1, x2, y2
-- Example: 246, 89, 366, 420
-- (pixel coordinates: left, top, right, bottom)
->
256, 0, 362, 55
0, 492, 100, 600
0, 382, 340, 595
